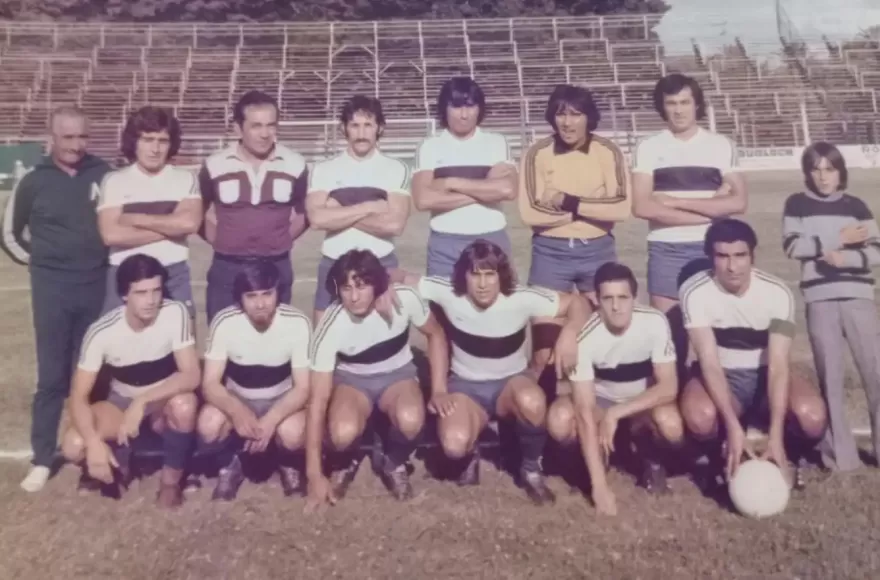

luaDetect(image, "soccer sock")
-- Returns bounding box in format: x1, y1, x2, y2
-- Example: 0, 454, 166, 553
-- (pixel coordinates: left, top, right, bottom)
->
107, 441, 132, 473
516, 420, 547, 473
277, 447, 304, 469
384, 425, 420, 470
162, 428, 195, 471
207, 434, 243, 471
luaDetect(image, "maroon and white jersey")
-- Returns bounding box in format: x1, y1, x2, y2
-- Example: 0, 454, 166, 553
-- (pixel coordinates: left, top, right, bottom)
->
199, 143, 308, 257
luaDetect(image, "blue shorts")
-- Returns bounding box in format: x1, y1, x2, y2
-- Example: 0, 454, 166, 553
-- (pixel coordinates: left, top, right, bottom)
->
314, 252, 399, 312
647, 241, 710, 300
691, 364, 770, 427
448, 370, 536, 418
334, 362, 419, 407
426, 229, 512, 279
104, 260, 195, 318
527, 234, 616, 294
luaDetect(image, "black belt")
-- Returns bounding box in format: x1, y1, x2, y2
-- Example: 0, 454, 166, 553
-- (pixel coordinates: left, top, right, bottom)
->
213, 251, 289, 264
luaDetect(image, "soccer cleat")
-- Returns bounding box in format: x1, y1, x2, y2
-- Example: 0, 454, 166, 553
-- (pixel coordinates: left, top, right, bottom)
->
520, 467, 556, 506
456, 452, 480, 487
278, 465, 304, 497
77, 471, 102, 495
212, 455, 245, 501
380, 462, 414, 501
329, 456, 362, 499
639, 460, 670, 496
156, 482, 184, 508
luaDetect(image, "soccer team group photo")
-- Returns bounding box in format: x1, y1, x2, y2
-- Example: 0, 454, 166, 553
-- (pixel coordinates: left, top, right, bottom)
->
2, 5, 880, 570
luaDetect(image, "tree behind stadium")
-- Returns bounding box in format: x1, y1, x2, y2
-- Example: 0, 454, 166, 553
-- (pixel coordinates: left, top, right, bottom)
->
0, 0, 667, 22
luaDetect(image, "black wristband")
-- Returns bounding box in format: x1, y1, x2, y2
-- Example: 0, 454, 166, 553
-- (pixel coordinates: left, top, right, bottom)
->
560, 193, 580, 214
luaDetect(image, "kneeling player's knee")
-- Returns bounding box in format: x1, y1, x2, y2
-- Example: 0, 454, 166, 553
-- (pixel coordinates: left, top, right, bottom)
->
196, 407, 228, 443
165, 392, 198, 430
546, 401, 576, 443
439, 425, 473, 459
329, 418, 363, 451
515, 387, 547, 425
791, 398, 827, 440
61, 429, 86, 463
276, 412, 307, 450
682, 401, 719, 440
392, 403, 425, 440
652, 405, 685, 445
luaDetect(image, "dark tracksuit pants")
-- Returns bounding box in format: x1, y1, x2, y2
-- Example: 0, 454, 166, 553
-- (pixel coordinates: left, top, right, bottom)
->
30, 266, 105, 467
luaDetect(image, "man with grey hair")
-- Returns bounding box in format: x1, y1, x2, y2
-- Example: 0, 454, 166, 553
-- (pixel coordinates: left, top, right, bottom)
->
1, 106, 112, 492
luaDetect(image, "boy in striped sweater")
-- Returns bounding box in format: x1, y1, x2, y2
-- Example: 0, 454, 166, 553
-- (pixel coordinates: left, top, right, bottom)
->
782, 141, 880, 470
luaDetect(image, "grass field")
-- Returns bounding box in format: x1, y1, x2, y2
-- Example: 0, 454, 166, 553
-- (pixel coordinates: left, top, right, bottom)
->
1, 170, 879, 579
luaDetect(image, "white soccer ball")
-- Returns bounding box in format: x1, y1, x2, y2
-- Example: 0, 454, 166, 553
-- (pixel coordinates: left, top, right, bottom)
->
728, 459, 791, 519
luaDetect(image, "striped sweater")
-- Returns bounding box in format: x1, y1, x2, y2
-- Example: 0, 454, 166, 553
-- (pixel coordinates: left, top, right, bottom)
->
782, 191, 880, 303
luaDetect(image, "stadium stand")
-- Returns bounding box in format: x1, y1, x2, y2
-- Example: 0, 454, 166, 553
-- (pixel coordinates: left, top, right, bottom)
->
1, 16, 879, 163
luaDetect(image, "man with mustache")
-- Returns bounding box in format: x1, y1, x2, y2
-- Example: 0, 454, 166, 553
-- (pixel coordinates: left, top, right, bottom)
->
96, 106, 202, 319
199, 90, 310, 322
306, 95, 411, 324
2, 106, 112, 493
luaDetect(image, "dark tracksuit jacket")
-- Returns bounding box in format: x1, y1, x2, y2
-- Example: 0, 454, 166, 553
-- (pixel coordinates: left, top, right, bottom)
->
1, 154, 111, 466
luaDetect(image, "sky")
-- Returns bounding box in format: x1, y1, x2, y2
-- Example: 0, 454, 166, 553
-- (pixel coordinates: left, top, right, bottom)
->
656, 0, 880, 56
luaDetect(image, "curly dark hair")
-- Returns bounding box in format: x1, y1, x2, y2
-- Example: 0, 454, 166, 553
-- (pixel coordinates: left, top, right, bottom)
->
452, 239, 516, 297
325, 249, 390, 302
120, 106, 182, 162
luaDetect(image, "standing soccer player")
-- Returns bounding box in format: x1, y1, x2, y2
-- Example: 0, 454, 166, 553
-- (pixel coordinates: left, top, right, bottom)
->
412, 77, 518, 278
632, 74, 747, 316
97, 106, 201, 318
679, 219, 827, 490
783, 142, 880, 470
199, 90, 309, 322
1, 106, 111, 493
518, 84, 630, 370
306, 95, 411, 323
60, 254, 200, 508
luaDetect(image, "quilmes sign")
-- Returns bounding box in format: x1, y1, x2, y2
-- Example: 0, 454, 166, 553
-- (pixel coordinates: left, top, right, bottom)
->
736, 146, 802, 170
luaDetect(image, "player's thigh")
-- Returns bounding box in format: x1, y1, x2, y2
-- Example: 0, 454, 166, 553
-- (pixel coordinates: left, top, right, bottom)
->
196, 403, 233, 440
328, 384, 372, 430
91, 401, 125, 439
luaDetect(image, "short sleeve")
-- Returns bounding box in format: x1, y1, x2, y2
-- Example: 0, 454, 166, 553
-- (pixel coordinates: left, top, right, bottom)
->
389, 159, 412, 196
310, 306, 345, 373
204, 315, 232, 361
183, 170, 201, 200
650, 314, 677, 364
631, 138, 656, 175
719, 136, 739, 175
77, 322, 108, 372
290, 316, 313, 369
568, 339, 595, 383
398, 286, 430, 328
307, 161, 333, 194
415, 138, 437, 173
417, 276, 453, 306
768, 282, 796, 337
681, 282, 711, 329
95, 173, 122, 211
168, 302, 195, 350
519, 287, 561, 318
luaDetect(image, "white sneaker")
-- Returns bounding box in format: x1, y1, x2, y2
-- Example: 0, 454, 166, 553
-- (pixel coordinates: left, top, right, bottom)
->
20, 465, 51, 493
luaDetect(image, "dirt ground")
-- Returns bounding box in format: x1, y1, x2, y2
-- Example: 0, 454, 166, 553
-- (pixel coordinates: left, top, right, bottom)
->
1, 170, 879, 578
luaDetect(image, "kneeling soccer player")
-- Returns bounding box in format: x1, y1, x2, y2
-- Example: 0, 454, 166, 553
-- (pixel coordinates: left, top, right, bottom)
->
306, 249, 448, 506
547, 262, 684, 515
197, 261, 312, 500
61, 254, 200, 508
392, 239, 589, 505
679, 218, 828, 489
